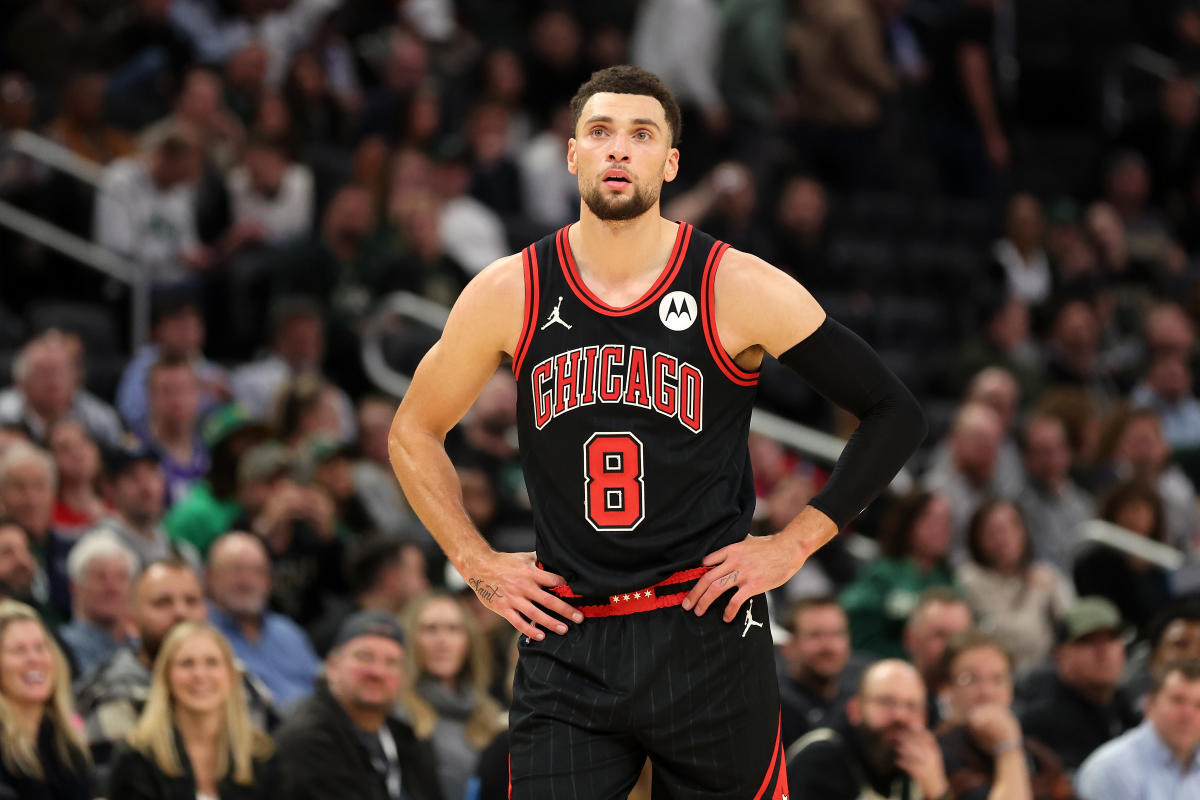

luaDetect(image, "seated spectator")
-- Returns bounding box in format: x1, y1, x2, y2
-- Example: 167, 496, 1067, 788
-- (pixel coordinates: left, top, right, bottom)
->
1130, 353, 1200, 450
76, 559, 275, 784
164, 405, 268, 558
352, 395, 413, 536
141, 67, 243, 173
0, 331, 122, 447
309, 536, 428, 657
57, 530, 137, 681
956, 499, 1074, 673
136, 355, 210, 506
923, 402, 1020, 550
1122, 600, 1200, 719
115, 291, 229, 429
0, 600, 92, 799
992, 194, 1053, 311
43, 71, 135, 164
226, 135, 314, 246
206, 532, 320, 708
1076, 659, 1200, 799
47, 420, 108, 537
949, 296, 1045, 402
108, 622, 279, 798
0, 518, 39, 609
0, 442, 72, 620
92, 438, 199, 569
1018, 597, 1139, 771
273, 376, 347, 451
1073, 481, 1172, 637
903, 588, 973, 728
1016, 414, 1093, 571
274, 610, 443, 800
93, 120, 210, 287
229, 298, 354, 440
787, 659, 950, 800
841, 491, 956, 659
401, 591, 505, 800
936, 630, 1074, 800
778, 596, 859, 747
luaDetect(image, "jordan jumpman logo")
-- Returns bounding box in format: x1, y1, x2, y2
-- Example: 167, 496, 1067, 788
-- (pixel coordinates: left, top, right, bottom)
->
541, 296, 572, 330
742, 599, 764, 638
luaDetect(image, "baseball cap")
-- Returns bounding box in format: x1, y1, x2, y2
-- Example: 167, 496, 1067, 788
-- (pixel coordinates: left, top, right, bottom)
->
103, 435, 157, 477
330, 610, 406, 652
202, 404, 268, 450
237, 442, 292, 485
1059, 596, 1123, 643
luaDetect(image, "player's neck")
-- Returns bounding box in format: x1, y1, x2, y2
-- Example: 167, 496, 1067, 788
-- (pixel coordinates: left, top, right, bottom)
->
570, 209, 676, 284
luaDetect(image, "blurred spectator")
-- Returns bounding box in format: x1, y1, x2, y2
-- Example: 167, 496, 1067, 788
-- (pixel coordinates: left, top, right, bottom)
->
273, 375, 348, 450
274, 610, 443, 800
0, 331, 122, 447
518, 106, 580, 230
57, 530, 136, 681
93, 437, 198, 569
1045, 301, 1122, 409
206, 532, 320, 708
356, 30, 430, 144
136, 355, 209, 505
1099, 408, 1200, 550
0, 73, 49, 202
524, 8, 592, 126
993, 194, 1053, 311
427, 144, 509, 278
1123, 600, 1200, 719
466, 102, 523, 218
75, 558, 275, 783
115, 291, 229, 429
401, 591, 505, 800
1073, 481, 1173, 636
1018, 597, 1138, 772
303, 436, 372, 535
1016, 414, 1094, 571
936, 630, 1074, 800
0, 443, 70, 620
283, 49, 352, 149
949, 296, 1045, 401
230, 297, 355, 440
1118, 77, 1200, 216
309, 536, 428, 657
665, 160, 773, 256
44, 71, 136, 165
1130, 353, 1200, 449
350, 396, 412, 536
108, 622, 279, 798
841, 492, 956, 659
0, 600, 92, 799
772, 174, 831, 284
1076, 659, 1200, 799
923, 402, 1017, 549
0, 519, 39, 612
1143, 301, 1197, 366
903, 588, 973, 727
96, 0, 197, 128
787, 0, 896, 188
787, 659, 950, 800
163, 404, 268, 557
235, 441, 344, 625
956, 499, 1074, 674
142, 67, 244, 173
93, 120, 210, 286
1102, 152, 1181, 282
226, 134, 315, 246
47, 421, 108, 537
778, 596, 858, 747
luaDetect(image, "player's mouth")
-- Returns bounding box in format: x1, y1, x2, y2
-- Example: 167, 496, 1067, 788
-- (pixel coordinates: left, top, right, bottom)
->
602, 170, 633, 189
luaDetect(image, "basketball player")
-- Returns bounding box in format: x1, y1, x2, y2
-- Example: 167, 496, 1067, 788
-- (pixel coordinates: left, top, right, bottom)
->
390, 66, 927, 798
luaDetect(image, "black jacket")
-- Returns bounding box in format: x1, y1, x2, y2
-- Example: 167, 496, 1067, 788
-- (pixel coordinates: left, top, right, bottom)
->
0, 718, 92, 800
273, 681, 443, 800
107, 731, 282, 800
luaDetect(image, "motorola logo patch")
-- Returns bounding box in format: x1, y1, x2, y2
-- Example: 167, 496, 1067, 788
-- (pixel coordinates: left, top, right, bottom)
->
658, 291, 697, 331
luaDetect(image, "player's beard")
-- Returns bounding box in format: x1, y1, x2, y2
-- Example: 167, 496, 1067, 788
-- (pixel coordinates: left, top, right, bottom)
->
581, 174, 660, 222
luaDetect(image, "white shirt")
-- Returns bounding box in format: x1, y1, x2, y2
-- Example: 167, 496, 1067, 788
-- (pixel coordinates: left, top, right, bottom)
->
227, 164, 314, 244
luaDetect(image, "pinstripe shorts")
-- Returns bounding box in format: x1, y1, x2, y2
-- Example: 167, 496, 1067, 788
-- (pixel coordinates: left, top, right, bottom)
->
508, 591, 789, 799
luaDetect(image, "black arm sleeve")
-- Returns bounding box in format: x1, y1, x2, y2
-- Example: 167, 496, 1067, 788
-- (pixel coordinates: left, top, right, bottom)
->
778, 317, 928, 530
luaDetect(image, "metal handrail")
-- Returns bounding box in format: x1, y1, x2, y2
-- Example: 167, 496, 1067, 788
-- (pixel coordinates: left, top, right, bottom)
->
1078, 519, 1185, 571
361, 291, 915, 488
9, 130, 104, 187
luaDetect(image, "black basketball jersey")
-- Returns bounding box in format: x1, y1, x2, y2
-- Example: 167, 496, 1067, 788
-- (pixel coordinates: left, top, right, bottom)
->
512, 222, 759, 596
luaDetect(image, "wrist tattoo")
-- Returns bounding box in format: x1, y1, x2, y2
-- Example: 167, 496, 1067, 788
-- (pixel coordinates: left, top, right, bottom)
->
468, 577, 503, 604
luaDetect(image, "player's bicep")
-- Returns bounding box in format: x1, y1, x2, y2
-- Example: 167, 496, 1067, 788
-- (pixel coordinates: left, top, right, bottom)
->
716, 250, 827, 359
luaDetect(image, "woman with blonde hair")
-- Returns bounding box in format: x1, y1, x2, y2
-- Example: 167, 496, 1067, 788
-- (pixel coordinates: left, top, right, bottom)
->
401, 590, 505, 800
0, 599, 92, 799
108, 621, 279, 799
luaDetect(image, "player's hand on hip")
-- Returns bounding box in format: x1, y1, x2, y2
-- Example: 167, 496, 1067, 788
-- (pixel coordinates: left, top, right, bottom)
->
464, 551, 584, 640
682, 533, 806, 623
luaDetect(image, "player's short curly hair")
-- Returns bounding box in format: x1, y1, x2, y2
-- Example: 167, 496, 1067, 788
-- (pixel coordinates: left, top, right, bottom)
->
569, 65, 683, 148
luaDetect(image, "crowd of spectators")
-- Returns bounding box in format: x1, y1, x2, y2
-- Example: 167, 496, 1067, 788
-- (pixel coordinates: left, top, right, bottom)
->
7, 0, 1200, 798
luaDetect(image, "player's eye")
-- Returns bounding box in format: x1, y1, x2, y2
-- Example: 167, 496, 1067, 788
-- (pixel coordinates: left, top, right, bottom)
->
635, 131, 650, 141
590, 128, 607, 137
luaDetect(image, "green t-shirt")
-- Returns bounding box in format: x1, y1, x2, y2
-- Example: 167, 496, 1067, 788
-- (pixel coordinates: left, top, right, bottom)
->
840, 557, 956, 659
163, 481, 242, 557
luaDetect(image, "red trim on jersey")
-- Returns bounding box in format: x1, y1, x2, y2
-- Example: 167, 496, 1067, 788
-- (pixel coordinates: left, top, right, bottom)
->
701, 241, 759, 387
752, 712, 784, 800
512, 246, 540, 377
507, 753, 512, 799
549, 566, 711, 617
556, 223, 692, 316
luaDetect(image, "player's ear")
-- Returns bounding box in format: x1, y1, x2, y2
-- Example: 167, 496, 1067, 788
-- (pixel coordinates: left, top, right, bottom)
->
663, 147, 680, 183
566, 138, 579, 175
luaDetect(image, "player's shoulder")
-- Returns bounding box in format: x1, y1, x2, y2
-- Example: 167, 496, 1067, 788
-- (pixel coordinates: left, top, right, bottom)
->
712, 246, 798, 293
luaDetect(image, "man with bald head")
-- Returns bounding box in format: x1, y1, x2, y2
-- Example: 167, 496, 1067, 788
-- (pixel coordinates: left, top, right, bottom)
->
206, 530, 320, 707
788, 659, 952, 799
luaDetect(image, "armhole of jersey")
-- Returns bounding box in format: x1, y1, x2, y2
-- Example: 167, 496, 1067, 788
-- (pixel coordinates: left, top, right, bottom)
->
700, 241, 760, 386
512, 245, 539, 378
